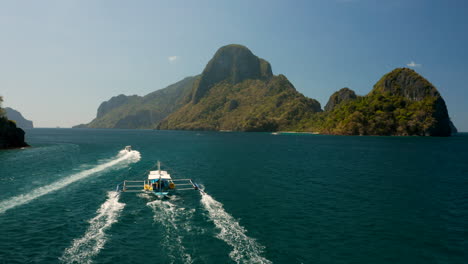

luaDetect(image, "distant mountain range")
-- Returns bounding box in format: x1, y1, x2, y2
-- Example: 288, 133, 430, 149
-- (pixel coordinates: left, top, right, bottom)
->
74, 44, 457, 136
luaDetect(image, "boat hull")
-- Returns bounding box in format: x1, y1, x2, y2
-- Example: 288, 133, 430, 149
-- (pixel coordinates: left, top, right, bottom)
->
152, 191, 169, 198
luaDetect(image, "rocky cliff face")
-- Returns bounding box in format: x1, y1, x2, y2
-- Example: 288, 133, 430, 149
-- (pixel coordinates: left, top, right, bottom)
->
158, 45, 321, 131
450, 121, 458, 134
324, 88, 358, 111
78, 44, 322, 132
191, 44, 273, 103
5, 107, 33, 129
96, 94, 140, 119
373, 68, 454, 136
322, 68, 456, 136
372, 68, 439, 100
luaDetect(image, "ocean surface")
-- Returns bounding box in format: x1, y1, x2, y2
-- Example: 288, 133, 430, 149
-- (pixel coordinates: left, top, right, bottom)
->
0, 129, 467, 264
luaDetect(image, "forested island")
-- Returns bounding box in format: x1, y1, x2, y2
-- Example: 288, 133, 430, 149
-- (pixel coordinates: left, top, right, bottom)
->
74, 44, 457, 136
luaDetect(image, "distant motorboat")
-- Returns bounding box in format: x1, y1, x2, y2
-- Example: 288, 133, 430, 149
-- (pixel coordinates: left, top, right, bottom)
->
124, 145, 132, 152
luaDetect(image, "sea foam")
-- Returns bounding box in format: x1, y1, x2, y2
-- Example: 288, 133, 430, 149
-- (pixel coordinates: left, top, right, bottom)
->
147, 198, 194, 264
200, 193, 271, 264
60, 191, 125, 264
0, 149, 140, 214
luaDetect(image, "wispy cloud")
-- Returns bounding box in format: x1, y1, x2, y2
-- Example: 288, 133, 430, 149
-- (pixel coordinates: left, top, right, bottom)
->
407, 61, 421, 67
168, 56, 179, 63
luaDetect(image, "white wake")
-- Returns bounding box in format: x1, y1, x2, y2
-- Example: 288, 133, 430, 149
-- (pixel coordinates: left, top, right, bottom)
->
200, 193, 271, 264
0, 149, 140, 214
147, 198, 194, 264
60, 191, 125, 264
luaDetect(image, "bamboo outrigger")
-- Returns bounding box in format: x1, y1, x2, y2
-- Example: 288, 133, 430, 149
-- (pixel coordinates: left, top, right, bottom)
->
116, 161, 203, 198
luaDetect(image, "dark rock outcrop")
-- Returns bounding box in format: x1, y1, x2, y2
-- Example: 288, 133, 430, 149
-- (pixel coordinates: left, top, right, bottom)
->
5, 107, 33, 129
373, 68, 453, 136
191, 44, 273, 103
372, 68, 439, 100
0, 117, 29, 149
323, 68, 456, 136
324, 88, 357, 111
449, 120, 458, 134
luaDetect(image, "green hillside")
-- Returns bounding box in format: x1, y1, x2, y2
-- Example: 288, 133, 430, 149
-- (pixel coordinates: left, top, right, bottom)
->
76, 45, 456, 137
317, 68, 455, 136
75, 76, 197, 129
159, 44, 322, 131
159, 75, 321, 131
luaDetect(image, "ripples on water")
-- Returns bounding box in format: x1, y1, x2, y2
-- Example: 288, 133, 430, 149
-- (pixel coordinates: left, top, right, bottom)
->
0, 150, 140, 214
0, 129, 467, 263
200, 193, 271, 264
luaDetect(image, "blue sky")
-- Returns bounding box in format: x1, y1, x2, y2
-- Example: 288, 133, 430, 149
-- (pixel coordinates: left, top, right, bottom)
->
1, 0, 467, 130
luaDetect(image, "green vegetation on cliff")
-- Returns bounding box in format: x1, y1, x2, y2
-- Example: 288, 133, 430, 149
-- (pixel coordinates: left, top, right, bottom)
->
76, 45, 456, 137
75, 76, 197, 129
159, 74, 321, 131
315, 68, 454, 136
159, 45, 321, 131
320, 92, 439, 135
190, 44, 273, 104
324, 88, 358, 112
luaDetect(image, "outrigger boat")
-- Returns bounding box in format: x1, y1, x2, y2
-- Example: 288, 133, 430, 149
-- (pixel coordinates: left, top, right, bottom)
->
116, 161, 202, 198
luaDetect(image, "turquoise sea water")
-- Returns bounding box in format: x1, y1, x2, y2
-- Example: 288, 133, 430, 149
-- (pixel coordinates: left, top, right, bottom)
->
0, 129, 467, 264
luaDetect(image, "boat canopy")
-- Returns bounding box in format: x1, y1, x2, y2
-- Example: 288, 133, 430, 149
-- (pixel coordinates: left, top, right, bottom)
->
148, 170, 172, 180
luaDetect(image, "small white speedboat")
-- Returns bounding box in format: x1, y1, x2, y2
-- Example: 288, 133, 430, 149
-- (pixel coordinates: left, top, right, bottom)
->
125, 145, 132, 152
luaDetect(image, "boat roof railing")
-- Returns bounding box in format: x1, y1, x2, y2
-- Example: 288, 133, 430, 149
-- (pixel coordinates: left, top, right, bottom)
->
115, 161, 205, 194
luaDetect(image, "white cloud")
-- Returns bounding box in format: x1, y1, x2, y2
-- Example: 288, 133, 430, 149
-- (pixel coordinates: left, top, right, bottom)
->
407, 61, 421, 67
168, 56, 179, 63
